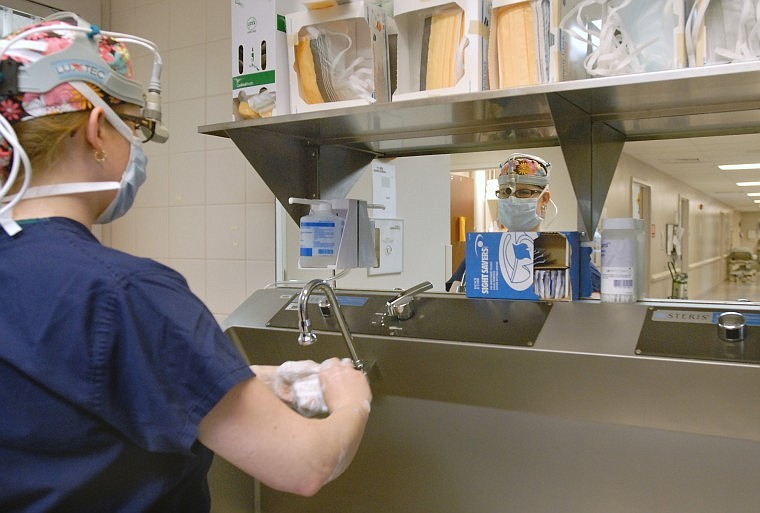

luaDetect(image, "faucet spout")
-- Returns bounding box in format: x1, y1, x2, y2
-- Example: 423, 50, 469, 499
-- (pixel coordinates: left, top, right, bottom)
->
297, 279, 363, 371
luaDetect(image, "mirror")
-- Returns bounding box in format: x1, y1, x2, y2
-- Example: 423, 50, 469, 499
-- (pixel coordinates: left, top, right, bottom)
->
277, 138, 758, 303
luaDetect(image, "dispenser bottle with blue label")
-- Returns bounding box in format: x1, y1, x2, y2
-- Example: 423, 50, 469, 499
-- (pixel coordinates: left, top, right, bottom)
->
289, 198, 345, 268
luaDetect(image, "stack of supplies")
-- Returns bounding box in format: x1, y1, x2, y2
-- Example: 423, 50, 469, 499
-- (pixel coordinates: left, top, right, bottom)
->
393, 0, 488, 100
487, 0, 553, 89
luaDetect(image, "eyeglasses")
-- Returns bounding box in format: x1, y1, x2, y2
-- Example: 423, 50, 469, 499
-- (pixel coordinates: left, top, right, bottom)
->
496, 185, 545, 199
116, 113, 156, 143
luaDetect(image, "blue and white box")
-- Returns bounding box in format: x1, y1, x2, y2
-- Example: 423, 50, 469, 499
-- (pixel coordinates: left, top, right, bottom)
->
465, 231, 582, 300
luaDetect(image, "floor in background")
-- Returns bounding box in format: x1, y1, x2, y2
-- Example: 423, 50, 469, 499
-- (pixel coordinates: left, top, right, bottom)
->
694, 279, 760, 303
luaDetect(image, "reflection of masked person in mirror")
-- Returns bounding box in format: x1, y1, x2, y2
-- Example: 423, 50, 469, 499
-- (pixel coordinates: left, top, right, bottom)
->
496, 152, 552, 231
446, 153, 553, 292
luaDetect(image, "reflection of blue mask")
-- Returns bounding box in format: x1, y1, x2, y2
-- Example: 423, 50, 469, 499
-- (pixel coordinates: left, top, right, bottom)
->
498, 196, 543, 231
95, 138, 148, 224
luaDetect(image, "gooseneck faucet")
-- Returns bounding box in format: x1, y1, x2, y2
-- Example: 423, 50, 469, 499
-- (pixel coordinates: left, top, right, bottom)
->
297, 279, 364, 371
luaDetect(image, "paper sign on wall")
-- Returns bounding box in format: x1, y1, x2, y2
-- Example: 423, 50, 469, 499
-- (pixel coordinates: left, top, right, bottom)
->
371, 160, 396, 218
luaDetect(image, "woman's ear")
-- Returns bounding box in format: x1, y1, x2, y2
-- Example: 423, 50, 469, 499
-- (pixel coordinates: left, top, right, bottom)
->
540, 189, 551, 206
84, 107, 106, 151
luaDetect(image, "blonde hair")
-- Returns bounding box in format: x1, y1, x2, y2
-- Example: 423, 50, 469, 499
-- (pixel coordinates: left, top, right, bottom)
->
13, 111, 91, 177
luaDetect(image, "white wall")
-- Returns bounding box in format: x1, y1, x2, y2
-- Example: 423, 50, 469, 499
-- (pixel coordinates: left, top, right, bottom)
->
102, 0, 277, 321
282, 155, 452, 292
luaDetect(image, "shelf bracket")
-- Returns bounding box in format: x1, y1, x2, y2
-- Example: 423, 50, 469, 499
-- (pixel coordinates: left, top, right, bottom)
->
547, 93, 625, 238
227, 128, 375, 222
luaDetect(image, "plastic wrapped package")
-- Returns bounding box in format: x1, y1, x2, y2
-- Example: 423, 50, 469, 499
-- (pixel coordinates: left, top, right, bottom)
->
287, 1, 392, 113
293, 20, 373, 103
686, 0, 760, 66
557, 0, 686, 79
488, 0, 553, 89
393, 0, 488, 100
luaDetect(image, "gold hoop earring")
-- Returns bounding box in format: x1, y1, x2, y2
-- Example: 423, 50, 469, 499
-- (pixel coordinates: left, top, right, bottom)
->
94, 150, 107, 163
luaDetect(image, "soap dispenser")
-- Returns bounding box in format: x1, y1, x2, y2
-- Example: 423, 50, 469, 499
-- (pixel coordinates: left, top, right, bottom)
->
289, 198, 345, 268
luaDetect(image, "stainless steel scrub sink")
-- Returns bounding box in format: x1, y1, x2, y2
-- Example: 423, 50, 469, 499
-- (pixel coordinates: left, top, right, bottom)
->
211, 287, 760, 513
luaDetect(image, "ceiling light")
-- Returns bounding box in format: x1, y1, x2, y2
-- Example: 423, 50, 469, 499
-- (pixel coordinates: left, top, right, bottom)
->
748, 193, 760, 196
755, 200, 760, 203
720, 163, 760, 170
736, 181, 760, 186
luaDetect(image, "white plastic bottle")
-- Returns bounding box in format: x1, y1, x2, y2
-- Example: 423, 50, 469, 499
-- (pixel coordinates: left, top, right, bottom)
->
289, 198, 345, 268
600, 218, 639, 303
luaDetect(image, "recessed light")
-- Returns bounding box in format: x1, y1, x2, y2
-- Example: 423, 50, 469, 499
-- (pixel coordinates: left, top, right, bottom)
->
737, 181, 760, 186
747, 193, 760, 196
721, 163, 760, 170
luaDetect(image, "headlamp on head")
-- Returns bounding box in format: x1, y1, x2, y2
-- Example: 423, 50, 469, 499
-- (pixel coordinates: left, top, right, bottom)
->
0, 11, 168, 143
497, 152, 550, 191
0, 12, 168, 236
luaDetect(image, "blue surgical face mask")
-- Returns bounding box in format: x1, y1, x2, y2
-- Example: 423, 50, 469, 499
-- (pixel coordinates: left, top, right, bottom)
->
498, 196, 543, 231
95, 137, 148, 224
0, 136, 147, 233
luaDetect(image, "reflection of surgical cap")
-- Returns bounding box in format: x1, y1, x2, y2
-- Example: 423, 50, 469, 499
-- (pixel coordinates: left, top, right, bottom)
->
498, 153, 551, 187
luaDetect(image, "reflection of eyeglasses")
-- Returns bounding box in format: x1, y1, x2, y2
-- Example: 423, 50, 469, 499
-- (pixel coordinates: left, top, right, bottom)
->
117, 113, 156, 143
496, 186, 544, 199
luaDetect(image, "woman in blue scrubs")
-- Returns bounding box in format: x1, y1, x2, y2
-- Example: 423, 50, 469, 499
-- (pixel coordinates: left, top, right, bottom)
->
0, 14, 371, 512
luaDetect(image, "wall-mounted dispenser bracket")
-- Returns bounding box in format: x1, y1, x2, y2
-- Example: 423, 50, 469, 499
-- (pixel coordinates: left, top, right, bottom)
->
332, 198, 378, 269
225, 125, 377, 223
290, 197, 378, 270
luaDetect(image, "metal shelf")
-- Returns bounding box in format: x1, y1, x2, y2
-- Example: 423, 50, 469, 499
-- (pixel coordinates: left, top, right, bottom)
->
199, 61, 760, 235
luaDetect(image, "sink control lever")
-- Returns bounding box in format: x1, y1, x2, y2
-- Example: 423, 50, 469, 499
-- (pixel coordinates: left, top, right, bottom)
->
386, 281, 433, 321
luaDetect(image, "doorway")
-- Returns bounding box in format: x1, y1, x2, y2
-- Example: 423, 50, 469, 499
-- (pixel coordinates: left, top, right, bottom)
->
632, 178, 652, 297
450, 174, 475, 275
678, 195, 690, 275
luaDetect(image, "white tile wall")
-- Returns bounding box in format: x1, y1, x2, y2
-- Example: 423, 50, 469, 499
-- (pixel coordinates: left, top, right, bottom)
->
109, 0, 276, 318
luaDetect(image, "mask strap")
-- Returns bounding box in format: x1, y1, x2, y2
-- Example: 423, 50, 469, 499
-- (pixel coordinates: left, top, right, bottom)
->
542, 198, 559, 228
0, 83, 127, 237
0, 181, 121, 236
2, 182, 120, 203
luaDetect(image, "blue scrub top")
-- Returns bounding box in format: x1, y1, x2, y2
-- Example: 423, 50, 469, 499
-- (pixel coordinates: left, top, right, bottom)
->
0, 217, 254, 512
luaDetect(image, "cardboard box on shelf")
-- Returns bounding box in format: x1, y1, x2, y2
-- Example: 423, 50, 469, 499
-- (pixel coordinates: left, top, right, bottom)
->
465, 231, 583, 301
231, 0, 290, 120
